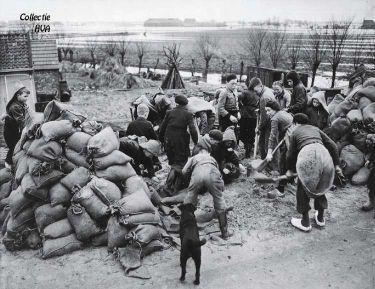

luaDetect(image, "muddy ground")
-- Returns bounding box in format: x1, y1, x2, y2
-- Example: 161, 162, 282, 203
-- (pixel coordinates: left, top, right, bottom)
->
0, 74, 374, 289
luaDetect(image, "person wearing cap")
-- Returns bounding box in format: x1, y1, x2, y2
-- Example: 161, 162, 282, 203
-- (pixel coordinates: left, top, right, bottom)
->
286, 113, 344, 232
248, 77, 275, 160
211, 126, 240, 184
238, 84, 259, 158
305, 91, 330, 131
2, 82, 31, 168
285, 70, 307, 115
217, 74, 240, 132
272, 80, 291, 110
265, 100, 294, 196
192, 129, 223, 156
182, 146, 232, 239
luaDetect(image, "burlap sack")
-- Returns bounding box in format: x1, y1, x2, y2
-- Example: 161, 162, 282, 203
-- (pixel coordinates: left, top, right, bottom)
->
65, 148, 90, 169
351, 166, 371, 186
88, 176, 122, 205
327, 94, 344, 115
8, 187, 33, 217
72, 185, 108, 220
357, 86, 375, 102
107, 215, 130, 250
40, 120, 79, 142
42, 233, 83, 259
122, 175, 150, 197
66, 132, 92, 153
362, 103, 375, 125
92, 150, 133, 170
95, 163, 137, 183
125, 224, 161, 247
358, 97, 373, 111
347, 109, 363, 123
113, 190, 154, 216
87, 127, 120, 157
340, 145, 365, 176
60, 167, 91, 190
43, 219, 74, 239
35, 204, 67, 232
0, 168, 12, 186
27, 138, 63, 162
49, 183, 72, 206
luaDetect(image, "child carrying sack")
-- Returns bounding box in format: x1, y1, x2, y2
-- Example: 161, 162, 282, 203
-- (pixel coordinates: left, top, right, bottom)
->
296, 143, 335, 197
87, 127, 120, 157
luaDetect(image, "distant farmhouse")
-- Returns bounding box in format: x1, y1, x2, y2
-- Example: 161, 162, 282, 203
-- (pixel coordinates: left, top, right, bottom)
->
144, 18, 226, 27
361, 19, 375, 29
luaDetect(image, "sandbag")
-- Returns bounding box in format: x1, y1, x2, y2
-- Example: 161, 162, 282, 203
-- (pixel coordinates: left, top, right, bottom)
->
363, 78, 375, 88
0, 168, 12, 186
88, 176, 122, 205
357, 86, 375, 102
334, 97, 358, 118
91, 232, 107, 247
358, 97, 373, 111
325, 117, 351, 142
186, 96, 215, 114
20, 173, 38, 199
40, 120, 79, 142
80, 121, 103, 136
91, 150, 132, 170
126, 224, 161, 247
27, 157, 45, 175
27, 138, 63, 162
119, 211, 160, 227
351, 166, 371, 186
0, 181, 12, 201
72, 185, 108, 220
41, 233, 83, 259
296, 143, 335, 197
95, 163, 137, 183
327, 94, 344, 114
60, 167, 91, 190
66, 132, 92, 153
67, 204, 103, 241
13, 150, 26, 169
107, 215, 129, 250
65, 148, 90, 168
15, 155, 30, 184
43, 100, 86, 123
22, 139, 33, 152
113, 190, 154, 216
87, 127, 120, 157
2, 231, 27, 251
340, 145, 365, 176
32, 170, 65, 190
58, 157, 77, 174
351, 130, 368, 153
49, 183, 71, 206
0, 205, 10, 227
122, 175, 150, 197
362, 103, 375, 125
8, 207, 35, 233
8, 187, 33, 217
56, 110, 86, 123
35, 204, 67, 232
26, 228, 42, 249
347, 109, 363, 123
141, 239, 164, 257
42, 219, 74, 239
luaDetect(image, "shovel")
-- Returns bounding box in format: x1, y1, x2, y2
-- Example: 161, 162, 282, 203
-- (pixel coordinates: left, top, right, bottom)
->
253, 109, 260, 159
254, 173, 298, 184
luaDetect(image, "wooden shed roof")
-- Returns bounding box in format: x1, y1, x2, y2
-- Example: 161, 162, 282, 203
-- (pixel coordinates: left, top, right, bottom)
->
31, 40, 59, 70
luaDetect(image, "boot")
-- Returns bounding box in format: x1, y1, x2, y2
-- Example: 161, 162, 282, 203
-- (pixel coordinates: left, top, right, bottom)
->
361, 190, 375, 212
218, 211, 233, 240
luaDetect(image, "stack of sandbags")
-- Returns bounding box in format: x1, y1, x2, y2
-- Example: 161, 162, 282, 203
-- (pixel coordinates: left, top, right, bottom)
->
0, 100, 165, 259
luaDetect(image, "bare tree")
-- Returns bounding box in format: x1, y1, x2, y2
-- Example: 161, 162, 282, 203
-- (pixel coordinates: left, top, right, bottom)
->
196, 33, 219, 80
267, 29, 287, 68
286, 34, 302, 69
302, 28, 328, 87
86, 39, 98, 69
61, 38, 72, 60
351, 32, 365, 70
135, 42, 149, 74
163, 43, 183, 67
154, 58, 160, 71
101, 40, 117, 57
117, 40, 130, 66
326, 19, 352, 88
240, 29, 268, 68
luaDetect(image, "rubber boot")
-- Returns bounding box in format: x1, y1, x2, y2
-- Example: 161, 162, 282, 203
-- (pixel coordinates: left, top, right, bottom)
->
218, 212, 233, 240
361, 189, 375, 212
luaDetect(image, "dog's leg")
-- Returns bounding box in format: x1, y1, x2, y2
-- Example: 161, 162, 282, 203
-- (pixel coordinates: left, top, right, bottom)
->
180, 250, 187, 282
193, 252, 201, 285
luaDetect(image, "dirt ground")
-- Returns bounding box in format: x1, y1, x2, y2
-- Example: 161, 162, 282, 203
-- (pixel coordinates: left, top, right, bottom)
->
1, 75, 374, 289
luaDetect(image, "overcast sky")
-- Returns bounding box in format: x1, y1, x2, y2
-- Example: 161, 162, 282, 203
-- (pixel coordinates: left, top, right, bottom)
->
0, 0, 374, 22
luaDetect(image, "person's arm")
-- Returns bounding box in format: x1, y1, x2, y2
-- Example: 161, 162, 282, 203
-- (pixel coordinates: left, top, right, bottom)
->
267, 117, 278, 153
320, 130, 340, 166
125, 122, 134, 136
158, 111, 169, 143
286, 133, 298, 172
217, 91, 229, 118
187, 114, 199, 145
9, 104, 26, 127
258, 97, 268, 130
182, 156, 194, 177
287, 86, 307, 114
285, 90, 291, 108
147, 122, 159, 140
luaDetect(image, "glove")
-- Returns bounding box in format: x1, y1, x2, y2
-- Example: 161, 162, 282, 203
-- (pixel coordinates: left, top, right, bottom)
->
237, 112, 241, 120
223, 168, 230, 174
285, 170, 295, 179
229, 115, 238, 123
266, 153, 273, 162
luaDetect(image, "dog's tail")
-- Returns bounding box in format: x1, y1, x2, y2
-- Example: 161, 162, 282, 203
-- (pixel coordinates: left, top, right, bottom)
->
188, 238, 207, 247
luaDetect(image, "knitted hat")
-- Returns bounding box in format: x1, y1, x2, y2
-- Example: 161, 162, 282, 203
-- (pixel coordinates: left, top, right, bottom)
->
139, 139, 161, 156
223, 126, 236, 142
209, 129, 223, 141
293, 113, 310, 124
137, 103, 149, 117
226, 74, 237, 83
265, 100, 281, 111
248, 77, 262, 90
286, 70, 300, 86
175, 94, 189, 105
11, 81, 27, 97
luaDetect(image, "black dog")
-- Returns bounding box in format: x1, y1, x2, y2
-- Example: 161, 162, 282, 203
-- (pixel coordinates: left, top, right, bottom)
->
179, 203, 206, 285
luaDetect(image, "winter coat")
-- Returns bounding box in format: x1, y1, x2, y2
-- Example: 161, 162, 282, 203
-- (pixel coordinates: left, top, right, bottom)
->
258, 86, 275, 130
305, 92, 330, 131
238, 89, 259, 119
217, 87, 239, 118
126, 117, 158, 140
268, 110, 293, 150
6, 100, 29, 132
274, 89, 291, 110
287, 82, 307, 114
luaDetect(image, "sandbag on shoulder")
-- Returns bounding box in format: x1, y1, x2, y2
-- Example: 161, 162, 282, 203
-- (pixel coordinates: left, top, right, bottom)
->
328, 94, 344, 114
67, 204, 104, 241
351, 166, 371, 186
42, 219, 74, 239
49, 183, 71, 206
35, 204, 67, 232
40, 120, 79, 142
362, 102, 375, 125
357, 86, 375, 102
8, 187, 33, 217
66, 132, 92, 153
88, 176, 122, 205
340, 145, 365, 176
113, 190, 154, 216
41, 233, 83, 259
0, 168, 12, 186
107, 215, 129, 251
27, 138, 63, 162
95, 163, 137, 183
358, 97, 372, 111
347, 109, 363, 123
60, 167, 91, 190
87, 127, 119, 157
91, 150, 133, 170
72, 185, 108, 220
65, 148, 90, 168
296, 143, 335, 197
